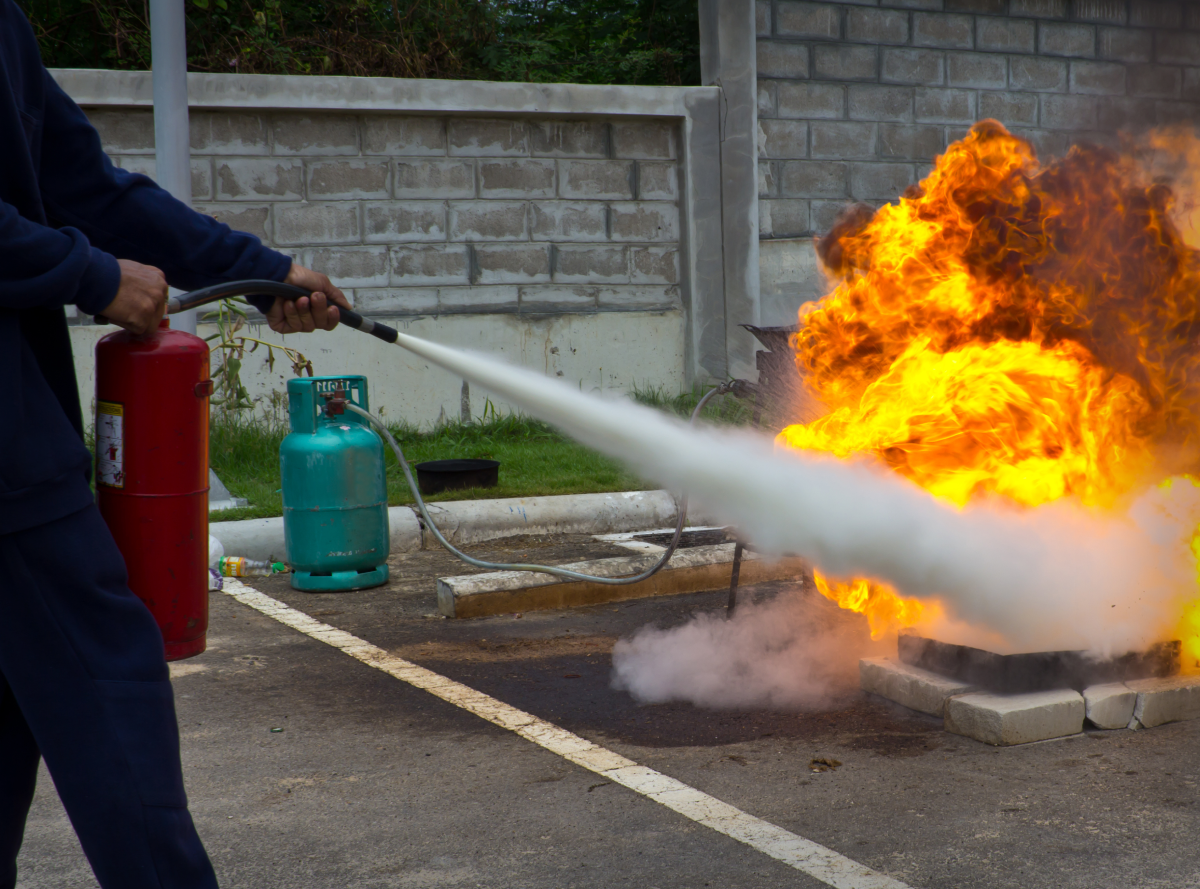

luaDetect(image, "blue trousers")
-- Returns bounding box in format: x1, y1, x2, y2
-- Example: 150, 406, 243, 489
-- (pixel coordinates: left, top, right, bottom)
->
0, 504, 217, 889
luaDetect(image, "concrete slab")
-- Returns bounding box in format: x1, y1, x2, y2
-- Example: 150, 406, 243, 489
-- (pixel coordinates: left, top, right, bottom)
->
1083, 682, 1136, 730
944, 690, 1085, 747
1128, 674, 1200, 728
437, 544, 806, 618
859, 657, 977, 717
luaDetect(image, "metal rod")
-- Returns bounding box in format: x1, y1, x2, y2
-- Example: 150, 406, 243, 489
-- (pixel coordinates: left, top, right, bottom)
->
149, 0, 195, 334
726, 541, 744, 615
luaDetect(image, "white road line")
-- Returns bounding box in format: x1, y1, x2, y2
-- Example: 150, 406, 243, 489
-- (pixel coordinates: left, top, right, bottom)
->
222, 579, 912, 889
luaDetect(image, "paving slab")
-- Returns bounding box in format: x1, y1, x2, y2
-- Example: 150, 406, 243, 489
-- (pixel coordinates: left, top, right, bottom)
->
1128, 674, 1200, 728
1083, 682, 1136, 730
859, 656, 977, 717
944, 689, 1085, 746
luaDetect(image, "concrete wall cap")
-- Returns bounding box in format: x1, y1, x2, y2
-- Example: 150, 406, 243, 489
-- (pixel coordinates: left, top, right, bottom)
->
50, 68, 717, 119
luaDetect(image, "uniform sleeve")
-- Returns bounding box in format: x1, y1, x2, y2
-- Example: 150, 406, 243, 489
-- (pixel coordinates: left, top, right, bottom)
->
35, 69, 291, 298
0, 196, 121, 314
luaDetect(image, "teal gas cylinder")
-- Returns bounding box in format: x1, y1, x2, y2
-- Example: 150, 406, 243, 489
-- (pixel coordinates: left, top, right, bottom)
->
281, 376, 390, 591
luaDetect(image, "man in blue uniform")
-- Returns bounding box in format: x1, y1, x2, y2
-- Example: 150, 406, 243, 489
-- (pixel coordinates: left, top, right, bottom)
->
0, 1, 351, 885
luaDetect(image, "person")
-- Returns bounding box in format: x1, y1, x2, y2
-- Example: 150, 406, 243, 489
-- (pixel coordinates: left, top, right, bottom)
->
0, 2, 351, 886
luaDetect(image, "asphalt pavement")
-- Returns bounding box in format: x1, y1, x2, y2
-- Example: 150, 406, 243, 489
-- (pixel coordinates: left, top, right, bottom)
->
17, 535, 1200, 888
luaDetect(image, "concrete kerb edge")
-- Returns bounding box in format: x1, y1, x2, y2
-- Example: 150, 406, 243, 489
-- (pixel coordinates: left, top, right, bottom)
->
209, 489, 701, 562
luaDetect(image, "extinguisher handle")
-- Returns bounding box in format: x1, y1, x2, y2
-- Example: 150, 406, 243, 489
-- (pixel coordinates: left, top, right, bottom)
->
161, 279, 400, 344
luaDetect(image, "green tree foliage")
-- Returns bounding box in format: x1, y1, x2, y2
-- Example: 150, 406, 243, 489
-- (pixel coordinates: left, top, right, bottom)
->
23, 0, 699, 86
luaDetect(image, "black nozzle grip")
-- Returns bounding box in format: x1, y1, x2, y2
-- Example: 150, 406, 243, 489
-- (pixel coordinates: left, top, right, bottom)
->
163, 279, 399, 343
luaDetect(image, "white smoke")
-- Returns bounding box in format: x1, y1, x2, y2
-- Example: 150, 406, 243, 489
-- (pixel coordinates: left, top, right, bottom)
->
611, 584, 883, 709
389, 330, 1200, 657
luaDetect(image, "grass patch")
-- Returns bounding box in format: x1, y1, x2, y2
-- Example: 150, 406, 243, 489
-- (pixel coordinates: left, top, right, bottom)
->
209, 385, 756, 521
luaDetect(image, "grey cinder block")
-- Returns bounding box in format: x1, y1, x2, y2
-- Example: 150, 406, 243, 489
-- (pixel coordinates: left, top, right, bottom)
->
611, 121, 676, 160
215, 159, 303, 201
529, 121, 608, 158
596, 285, 680, 312
393, 160, 475, 200
780, 160, 848, 198
758, 120, 809, 159
353, 288, 439, 315
273, 201, 360, 246
946, 52, 1007, 89
270, 113, 358, 156
609, 203, 679, 242
914, 88, 976, 123
814, 44, 879, 82
912, 13, 974, 50
1129, 65, 1182, 99
882, 48, 945, 87
554, 246, 629, 283
778, 82, 846, 120
448, 201, 529, 241
362, 116, 447, 156
189, 112, 269, 155
1040, 94, 1098, 130
559, 160, 635, 200
976, 18, 1037, 54
631, 246, 680, 284
811, 122, 877, 159
448, 119, 529, 157
363, 202, 447, 244
301, 246, 389, 287
859, 657, 977, 717
87, 108, 154, 153
1011, 56, 1069, 92
1098, 27, 1151, 63
878, 124, 944, 160
849, 85, 915, 123
758, 199, 810, 239
1069, 60, 1127, 95
850, 162, 915, 201
307, 159, 390, 200
473, 245, 552, 284
438, 285, 521, 314
530, 202, 607, 242
846, 8, 910, 46
637, 162, 679, 200
978, 92, 1039, 126
196, 203, 271, 243
1038, 22, 1097, 58
775, 2, 840, 40
478, 159, 556, 198
390, 245, 470, 286
758, 42, 812, 80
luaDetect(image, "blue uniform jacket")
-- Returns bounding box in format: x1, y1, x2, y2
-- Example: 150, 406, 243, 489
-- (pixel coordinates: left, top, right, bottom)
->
0, 0, 290, 535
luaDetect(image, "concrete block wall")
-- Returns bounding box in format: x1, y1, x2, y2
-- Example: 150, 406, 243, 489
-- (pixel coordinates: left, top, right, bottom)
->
81, 109, 683, 318
755, 0, 1200, 240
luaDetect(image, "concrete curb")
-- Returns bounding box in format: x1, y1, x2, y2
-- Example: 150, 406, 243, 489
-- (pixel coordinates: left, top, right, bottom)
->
210, 490, 697, 562
438, 545, 808, 618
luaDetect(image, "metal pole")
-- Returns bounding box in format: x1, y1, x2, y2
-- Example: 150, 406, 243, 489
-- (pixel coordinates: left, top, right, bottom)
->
149, 0, 196, 334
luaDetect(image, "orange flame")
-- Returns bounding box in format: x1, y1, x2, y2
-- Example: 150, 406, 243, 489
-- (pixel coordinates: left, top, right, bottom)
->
777, 120, 1200, 654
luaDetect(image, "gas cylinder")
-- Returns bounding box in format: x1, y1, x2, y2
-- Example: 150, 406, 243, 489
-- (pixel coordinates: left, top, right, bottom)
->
280, 375, 390, 591
95, 318, 212, 661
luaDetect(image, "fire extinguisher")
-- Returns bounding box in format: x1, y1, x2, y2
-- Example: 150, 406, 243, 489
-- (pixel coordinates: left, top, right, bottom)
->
94, 280, 310, 661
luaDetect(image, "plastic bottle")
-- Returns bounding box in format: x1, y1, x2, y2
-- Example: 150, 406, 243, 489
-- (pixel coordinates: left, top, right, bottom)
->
219, 556, 287, 577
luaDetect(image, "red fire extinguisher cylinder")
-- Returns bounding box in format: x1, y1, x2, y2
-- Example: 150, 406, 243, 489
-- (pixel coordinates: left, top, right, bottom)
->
95, 318, 213, 661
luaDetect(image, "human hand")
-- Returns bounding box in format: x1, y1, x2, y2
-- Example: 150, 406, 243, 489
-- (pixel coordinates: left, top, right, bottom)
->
100, 260, 169, 336
267, 264, 350, 333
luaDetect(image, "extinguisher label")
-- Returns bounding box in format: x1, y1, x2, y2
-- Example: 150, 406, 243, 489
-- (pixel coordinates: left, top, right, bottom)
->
96, 401, 125, 488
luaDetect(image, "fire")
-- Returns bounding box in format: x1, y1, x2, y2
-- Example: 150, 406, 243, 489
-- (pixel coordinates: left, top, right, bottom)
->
778, 120, 1200, 653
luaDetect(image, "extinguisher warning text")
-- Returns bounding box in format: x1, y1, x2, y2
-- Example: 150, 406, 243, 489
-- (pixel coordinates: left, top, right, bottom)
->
96, 401, 125, 488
